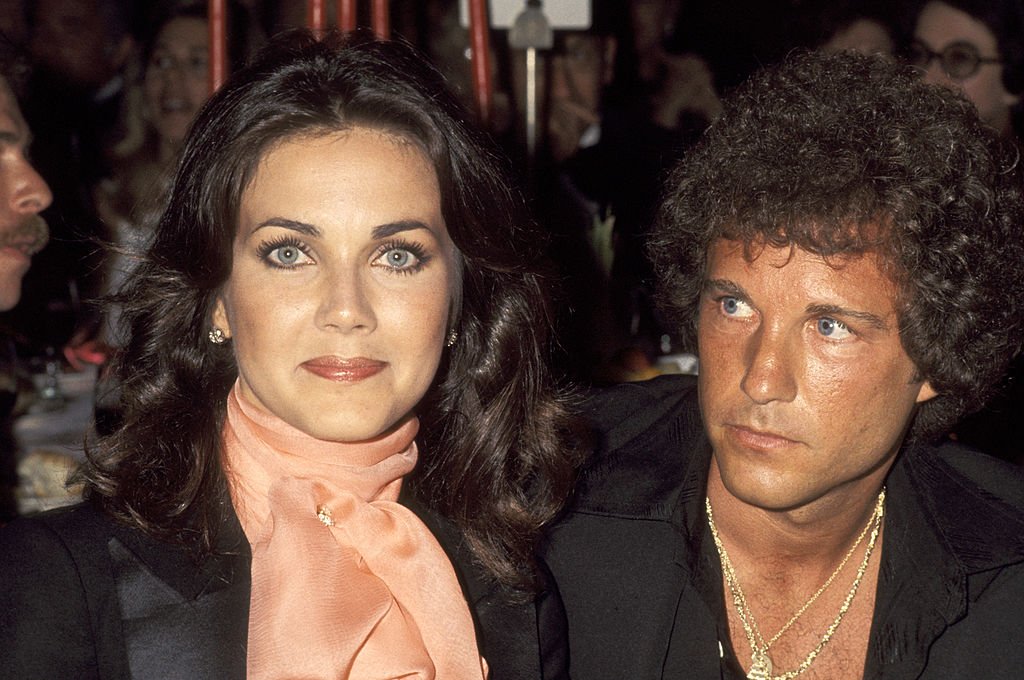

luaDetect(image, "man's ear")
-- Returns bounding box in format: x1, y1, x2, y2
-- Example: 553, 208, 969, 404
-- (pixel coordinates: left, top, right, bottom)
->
211, 296, 232, 339
915, 381, 938, 404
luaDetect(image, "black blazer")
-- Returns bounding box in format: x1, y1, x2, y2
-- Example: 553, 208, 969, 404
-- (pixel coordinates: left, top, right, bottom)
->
1, 499, 568, 679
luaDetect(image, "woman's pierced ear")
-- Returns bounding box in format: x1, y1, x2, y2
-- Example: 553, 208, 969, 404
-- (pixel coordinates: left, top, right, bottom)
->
209, 327, 228, 344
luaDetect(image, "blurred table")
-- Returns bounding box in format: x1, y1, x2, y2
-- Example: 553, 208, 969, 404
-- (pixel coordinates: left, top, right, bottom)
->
14, 364, 96, 514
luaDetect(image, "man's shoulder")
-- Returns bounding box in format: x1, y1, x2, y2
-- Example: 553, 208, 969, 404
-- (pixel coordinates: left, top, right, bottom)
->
901, 440, 1024, 571
896, 444, 1024, 676
930, 441, 1024, 507
568, 374, 704, 519
0, 501, 119, 559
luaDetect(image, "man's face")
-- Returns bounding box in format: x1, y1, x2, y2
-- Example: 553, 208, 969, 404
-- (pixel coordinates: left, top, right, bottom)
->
546, 34, 614, 161
0, 78, 51, 311
697, 238, 935, 513
30, 0, 124, 88
512, 32, 615, 162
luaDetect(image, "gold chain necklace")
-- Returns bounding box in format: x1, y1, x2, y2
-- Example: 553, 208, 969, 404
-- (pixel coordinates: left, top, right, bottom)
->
706, 488, 885, 680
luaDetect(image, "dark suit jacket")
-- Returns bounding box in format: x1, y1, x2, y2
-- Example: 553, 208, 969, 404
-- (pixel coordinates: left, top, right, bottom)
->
543, 375, 1024, 679
1, 499, 568, 679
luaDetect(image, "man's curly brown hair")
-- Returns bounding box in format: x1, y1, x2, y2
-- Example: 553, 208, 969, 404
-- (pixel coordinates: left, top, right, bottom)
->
649, 49, 1024, 441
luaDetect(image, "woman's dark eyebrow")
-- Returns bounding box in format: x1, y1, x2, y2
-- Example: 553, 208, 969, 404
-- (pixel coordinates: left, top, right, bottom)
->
251, 219, 430, 240
253, 218, 321, 237
372, 220, 431, 240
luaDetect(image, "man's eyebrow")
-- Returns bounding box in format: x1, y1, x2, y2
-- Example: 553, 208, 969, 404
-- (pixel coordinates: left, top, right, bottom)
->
371, 220, 431, 240
253, 218, 321, 236
806, 303, 890, 330
703, 278, 748, 298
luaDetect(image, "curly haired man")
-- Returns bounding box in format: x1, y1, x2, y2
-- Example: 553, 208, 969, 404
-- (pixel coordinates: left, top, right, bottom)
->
544, 49, 1024, 680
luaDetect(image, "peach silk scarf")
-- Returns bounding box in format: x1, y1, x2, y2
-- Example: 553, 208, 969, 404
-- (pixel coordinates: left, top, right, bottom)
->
221, 383, 488, 679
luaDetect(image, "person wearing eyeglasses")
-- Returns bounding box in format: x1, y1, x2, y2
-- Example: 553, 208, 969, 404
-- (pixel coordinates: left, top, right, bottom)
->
910, 0, 1024, 469
910, 0, 1023, 139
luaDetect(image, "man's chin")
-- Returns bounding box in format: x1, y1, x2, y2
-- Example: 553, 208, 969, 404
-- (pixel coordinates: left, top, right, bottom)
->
0, 271, 25, 311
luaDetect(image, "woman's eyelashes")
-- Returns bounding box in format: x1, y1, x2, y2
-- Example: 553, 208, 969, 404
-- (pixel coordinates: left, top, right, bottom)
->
257, 235, 313, 268
255, 235, 432, 274
372, 239, 431, 274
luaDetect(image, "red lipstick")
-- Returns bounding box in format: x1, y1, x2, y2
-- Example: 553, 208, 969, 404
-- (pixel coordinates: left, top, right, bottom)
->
301, 356, 385, 382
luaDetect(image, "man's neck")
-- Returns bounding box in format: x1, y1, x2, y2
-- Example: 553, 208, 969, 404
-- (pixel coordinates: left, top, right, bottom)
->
704, 458, 888, 578
705, 457, 889, 678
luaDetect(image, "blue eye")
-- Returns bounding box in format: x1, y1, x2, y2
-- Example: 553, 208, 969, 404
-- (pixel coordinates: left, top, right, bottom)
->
383, 248, 413, 268
374, 240, 429, 273
257, 236, 312, 269
817, 317, 852, 339
720, 296, 754, 318
272, 245, 302, 265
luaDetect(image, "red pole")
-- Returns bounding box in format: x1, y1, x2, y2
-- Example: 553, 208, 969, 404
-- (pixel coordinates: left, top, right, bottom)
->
467, 0, 492, 127
371, 0, 389, 39
208, 0, 227, 93
307, 0, 326, 31
338, 0, 356, 31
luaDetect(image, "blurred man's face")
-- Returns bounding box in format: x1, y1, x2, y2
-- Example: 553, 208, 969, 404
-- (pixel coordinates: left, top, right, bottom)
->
511, 32, 616, 162
546, 34, 615, 162
0, 77, 51, 310
30, 0, 128, 88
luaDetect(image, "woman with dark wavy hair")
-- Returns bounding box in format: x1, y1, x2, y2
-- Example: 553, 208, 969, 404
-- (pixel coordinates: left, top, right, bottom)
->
0, 31, 579, 679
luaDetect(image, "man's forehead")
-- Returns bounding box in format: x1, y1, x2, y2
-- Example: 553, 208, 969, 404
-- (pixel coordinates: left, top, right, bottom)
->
710, 221, 903, 278
704, 237, 906, 304
0, 77, 28, 139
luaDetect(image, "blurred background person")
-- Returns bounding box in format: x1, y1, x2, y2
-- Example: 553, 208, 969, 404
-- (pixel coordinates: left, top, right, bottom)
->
909, 0, 1024, 462
795, 0, 900, 56
12, 0, 135, 356
94, 1, 252, 350
0, 60, 53, 524
910, 0, 1024, 139
515, 0, 721, 384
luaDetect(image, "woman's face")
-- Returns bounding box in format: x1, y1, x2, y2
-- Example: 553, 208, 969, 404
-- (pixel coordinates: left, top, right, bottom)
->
914, 1, 1019, 136
213, 128, 458, 442
143, 16, 209, 153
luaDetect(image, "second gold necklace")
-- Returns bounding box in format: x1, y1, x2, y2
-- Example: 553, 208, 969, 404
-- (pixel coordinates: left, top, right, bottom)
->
706, 489, 886, 680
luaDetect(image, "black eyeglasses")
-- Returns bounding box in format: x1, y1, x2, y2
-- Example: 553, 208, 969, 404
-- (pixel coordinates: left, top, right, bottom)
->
907, 40, 1001, 81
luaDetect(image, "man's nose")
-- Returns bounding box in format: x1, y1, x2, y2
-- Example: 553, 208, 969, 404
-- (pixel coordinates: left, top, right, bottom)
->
10, 160, 52, 216
740, 325, 798, 404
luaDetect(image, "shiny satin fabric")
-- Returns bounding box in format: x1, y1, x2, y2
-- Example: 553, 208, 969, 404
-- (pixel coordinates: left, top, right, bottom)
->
221, 383, 487, 679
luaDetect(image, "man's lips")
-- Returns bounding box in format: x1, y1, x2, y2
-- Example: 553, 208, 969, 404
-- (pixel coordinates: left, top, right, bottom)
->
300, 356, 386, 382
0, 215, 48, 257
0, 246, 30, 265
725, 424, 801, 450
